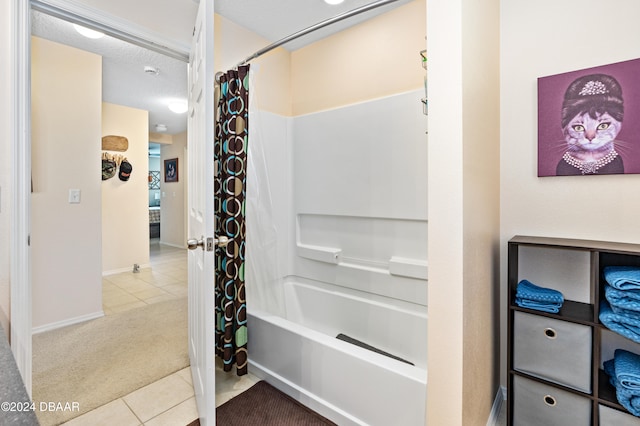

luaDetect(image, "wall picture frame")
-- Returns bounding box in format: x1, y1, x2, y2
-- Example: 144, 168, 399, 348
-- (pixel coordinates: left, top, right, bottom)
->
164, 158, 178, 182
538, 57, 640, 177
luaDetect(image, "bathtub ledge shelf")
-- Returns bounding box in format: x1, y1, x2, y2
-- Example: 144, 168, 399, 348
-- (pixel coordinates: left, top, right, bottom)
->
296, 243, 341, 264
389, 256, 428, 280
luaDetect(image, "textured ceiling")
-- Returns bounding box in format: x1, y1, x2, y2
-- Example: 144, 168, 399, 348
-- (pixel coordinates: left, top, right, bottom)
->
31, 10, 189, 135
30, 0, 412, 136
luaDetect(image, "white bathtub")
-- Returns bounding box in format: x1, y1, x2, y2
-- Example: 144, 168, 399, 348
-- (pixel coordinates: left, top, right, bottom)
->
247, 278, 427, 426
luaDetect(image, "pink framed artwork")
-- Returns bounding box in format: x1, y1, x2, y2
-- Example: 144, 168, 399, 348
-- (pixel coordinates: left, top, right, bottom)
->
538, 58, 640, 176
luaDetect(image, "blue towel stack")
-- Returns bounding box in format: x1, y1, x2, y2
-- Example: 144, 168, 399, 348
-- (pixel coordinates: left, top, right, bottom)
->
515, 279, 564, 313
604, 266, 640, 291
600, 266, 640, 343
604, 349, 640, 417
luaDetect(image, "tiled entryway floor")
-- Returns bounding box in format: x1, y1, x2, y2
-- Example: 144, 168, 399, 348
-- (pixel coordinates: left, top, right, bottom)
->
101, 241, 188, 316
61, 240, 259, 425
62, 361, 260, 426
62, 368, 197, 426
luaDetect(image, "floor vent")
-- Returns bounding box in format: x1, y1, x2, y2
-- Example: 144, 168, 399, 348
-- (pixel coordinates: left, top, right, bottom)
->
336, 333, 414, 366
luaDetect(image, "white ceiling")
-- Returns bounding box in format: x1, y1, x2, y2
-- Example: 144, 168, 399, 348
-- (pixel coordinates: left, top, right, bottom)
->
31, 0, 411, 136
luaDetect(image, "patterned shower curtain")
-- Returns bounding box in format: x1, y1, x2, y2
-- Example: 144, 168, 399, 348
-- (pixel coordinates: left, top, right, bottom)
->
214, 65, 250, 376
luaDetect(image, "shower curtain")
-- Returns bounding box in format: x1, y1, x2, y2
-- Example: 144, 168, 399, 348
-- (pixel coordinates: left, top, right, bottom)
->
214, 65, 250, 376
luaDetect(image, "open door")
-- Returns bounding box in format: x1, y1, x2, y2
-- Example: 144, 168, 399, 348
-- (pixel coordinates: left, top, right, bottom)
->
187, 0, 216, 424
11, 0, 32, 395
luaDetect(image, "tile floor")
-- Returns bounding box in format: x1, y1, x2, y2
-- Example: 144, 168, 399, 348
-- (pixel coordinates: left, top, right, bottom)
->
61, 240, 260, 426
101, 241, 189, 316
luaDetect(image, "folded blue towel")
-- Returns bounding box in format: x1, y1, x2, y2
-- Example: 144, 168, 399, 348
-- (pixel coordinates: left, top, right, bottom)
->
606, 284, 640, 307
515, 298, 562, 313
616, 386, 640, 417
604, 355, 640, 416
600, 300, 640, 344
604, 358, 617, 386
515, 280, 563, 313
610, 304, 640, 322
606, 285, 640, 320
516, 279, 564, 303
604, 266, 640, 291
615, 349, 640, 391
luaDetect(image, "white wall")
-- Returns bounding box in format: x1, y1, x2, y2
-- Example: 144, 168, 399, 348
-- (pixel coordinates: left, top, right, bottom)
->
292, 91, 428, 304
102, 102, 150, 273
427, 0, 500, 425
160, 131, 187, 248
31, 37, 103, 330
500, 0, 640, 387
0, 0, 12, 336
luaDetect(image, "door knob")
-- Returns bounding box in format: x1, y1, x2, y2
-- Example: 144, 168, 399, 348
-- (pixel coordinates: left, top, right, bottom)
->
187, 236, 230, 251
187, 237, 205, 250
216, 236, 230, 248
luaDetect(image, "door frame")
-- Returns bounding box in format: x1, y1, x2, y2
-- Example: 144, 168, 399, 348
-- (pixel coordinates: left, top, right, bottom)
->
11, 0, 194, 394
12, 0, 33, 395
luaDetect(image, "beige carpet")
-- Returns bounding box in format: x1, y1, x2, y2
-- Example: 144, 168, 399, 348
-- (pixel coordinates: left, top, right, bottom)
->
33, 297, 189, 425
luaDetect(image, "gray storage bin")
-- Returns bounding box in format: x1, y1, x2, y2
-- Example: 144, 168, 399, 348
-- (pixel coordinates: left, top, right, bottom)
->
600, 405, 640, 426
514, 311, 592, 392
513, 375, 591, 425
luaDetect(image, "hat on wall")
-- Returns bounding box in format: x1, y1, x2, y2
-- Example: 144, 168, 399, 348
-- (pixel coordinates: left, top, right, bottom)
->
119, 159, 133, 181
102, 157, 116, 180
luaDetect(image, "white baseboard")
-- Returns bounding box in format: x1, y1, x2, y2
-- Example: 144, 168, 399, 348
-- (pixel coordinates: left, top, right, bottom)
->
32, 310, 104, 334
486, 385, 506, 426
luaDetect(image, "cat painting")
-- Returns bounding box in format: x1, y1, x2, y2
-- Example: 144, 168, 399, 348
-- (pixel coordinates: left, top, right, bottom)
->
556, 74, 624, 175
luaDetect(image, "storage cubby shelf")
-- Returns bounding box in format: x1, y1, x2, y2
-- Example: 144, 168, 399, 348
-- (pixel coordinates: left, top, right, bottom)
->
510, 300, 594, 325
508, 236, 640, 426
598, 369, 624, 409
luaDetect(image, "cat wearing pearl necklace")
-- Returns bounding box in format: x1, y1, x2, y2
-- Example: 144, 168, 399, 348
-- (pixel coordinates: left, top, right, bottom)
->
556, 74, 625, 175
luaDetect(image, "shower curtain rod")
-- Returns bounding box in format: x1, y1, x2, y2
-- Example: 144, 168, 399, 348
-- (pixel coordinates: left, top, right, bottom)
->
236, 0, 403, 67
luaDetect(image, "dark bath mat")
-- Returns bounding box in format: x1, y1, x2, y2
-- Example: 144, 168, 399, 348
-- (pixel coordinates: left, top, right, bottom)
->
187, 381, 336, 426
336, 333, 414, 366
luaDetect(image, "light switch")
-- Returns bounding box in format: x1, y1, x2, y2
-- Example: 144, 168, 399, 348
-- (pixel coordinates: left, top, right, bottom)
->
69, 189, 81, 204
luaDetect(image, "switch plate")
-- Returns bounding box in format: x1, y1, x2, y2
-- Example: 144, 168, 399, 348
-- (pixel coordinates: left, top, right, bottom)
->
69, 189, 81, 204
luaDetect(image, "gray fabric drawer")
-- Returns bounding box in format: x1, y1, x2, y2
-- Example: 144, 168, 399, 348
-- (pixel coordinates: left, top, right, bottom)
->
514, 311, 592, 392
600, 405, 640, 426
513, 375, 591, 425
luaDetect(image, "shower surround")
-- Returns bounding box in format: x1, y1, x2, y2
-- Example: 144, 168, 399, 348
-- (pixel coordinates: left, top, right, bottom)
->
245, 89, 428, 425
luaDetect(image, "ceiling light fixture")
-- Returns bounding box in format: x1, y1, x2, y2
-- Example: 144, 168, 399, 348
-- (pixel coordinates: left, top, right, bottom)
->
168, 100, 188, 114
324, 0, 345, 4
73, 24, 105, 39
155, 124, 168, 132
